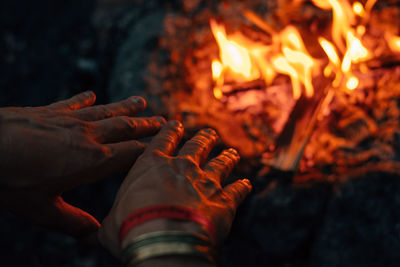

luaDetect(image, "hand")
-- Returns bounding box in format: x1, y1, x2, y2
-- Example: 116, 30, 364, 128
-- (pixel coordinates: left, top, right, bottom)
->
0, 91, 165, 239
99, 121, 252, 256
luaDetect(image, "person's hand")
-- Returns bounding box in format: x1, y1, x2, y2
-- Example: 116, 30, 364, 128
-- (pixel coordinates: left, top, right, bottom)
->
0, 91, 165, 239
99, 121, 252, 257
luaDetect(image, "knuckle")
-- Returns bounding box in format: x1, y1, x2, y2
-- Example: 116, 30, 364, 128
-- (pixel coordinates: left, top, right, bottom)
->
64, 102, 74, 110
218, 154, 237, 169
222, 148, 240, 160
147, 149, 165, 160
136, 148, 163, 164
195, 178, 219, 190
118, 116, 137, 130
197, 134, 217, 145
191, 136, 208, 146
175, 155, 198, 170
101, 145, 114, 158
96, 105, 113, 117
212, 157, 228, 167
167, 125, 182, 135
68, 119, 89, 132
160, 130, 181, 144
219, 192, 236, 216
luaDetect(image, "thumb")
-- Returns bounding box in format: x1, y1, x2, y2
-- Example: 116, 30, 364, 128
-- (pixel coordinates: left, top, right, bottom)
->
7, 193, 100, 240
47, 91, 96, 111
48, 196, 101, 239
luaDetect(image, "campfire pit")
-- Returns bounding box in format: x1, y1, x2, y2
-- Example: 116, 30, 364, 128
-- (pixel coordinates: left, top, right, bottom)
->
138, 0, 400, 178
101, 0, 400, 265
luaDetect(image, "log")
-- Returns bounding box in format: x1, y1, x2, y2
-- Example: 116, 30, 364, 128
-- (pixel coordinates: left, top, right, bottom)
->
262, 76, 333, 171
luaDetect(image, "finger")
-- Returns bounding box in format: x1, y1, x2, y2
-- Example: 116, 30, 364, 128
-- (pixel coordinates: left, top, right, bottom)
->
178, 128, 219, 165
9, 193, 100, 239
48, 91, 96, 111
72, 96, 146, 121
143, 120, 184, 156
53, 141, 147, 191
99, 140, 147, 177
203, 148, 240, 183
222, 179, 252, 209
49, 197, 101, 238
92, 116, 166, 144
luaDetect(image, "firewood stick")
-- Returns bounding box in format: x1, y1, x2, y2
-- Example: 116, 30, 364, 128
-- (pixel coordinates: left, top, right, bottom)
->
262, 76, 333, 171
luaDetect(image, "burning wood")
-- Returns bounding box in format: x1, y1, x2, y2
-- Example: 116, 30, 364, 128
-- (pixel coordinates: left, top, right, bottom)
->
145, 0, 400, 178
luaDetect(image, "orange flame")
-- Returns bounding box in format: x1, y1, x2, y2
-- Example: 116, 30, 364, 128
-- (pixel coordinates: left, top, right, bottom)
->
210, 0, 385, 99
352, 2, 365, 17
211, 59, 223, 80
210, 19, 256, 80
315, 0, 372, 91
318, 37, 340, 67
210, 19, 317, 99
385, 34, 400, 53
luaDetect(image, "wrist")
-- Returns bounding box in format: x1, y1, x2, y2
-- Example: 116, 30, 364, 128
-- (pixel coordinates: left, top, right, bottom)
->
122, 231, 217, 266
119, 205, 216, 247
118, 206, 218, 266
121, 219, 206, 249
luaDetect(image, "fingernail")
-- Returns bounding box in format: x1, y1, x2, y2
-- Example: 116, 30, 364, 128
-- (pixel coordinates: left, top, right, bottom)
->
168, 120, 183, 128
242, 178, 252, 186
226, 148, 239, 156
203, 128, 217, 136
130, 96, 145, 107
154, 116, 166, 125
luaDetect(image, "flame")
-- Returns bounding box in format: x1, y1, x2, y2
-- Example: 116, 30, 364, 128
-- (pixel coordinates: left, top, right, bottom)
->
318, 38, 340, 66
386, 34, 400, 53
210, 19, 255, 79
209, 0, 386, 100
316, 0, 371, 91
211, 59, 223, 80
272, 56, 302, 99
213, 87, 223, 99
345, 31, 369, 64
210, 19, 317, 100
346, 76, 359, 90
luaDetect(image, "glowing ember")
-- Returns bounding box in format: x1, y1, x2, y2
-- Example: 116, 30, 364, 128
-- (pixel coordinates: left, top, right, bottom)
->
213, 87, 223, 100
346, 76, 359, 90
211, 59, 223, 80
386, 34, 400, 53
318, 38, 340, 67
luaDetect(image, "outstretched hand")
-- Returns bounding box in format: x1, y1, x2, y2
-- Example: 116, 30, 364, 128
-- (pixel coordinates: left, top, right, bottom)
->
0, 91, 165, 239
99, 121, 252, 257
